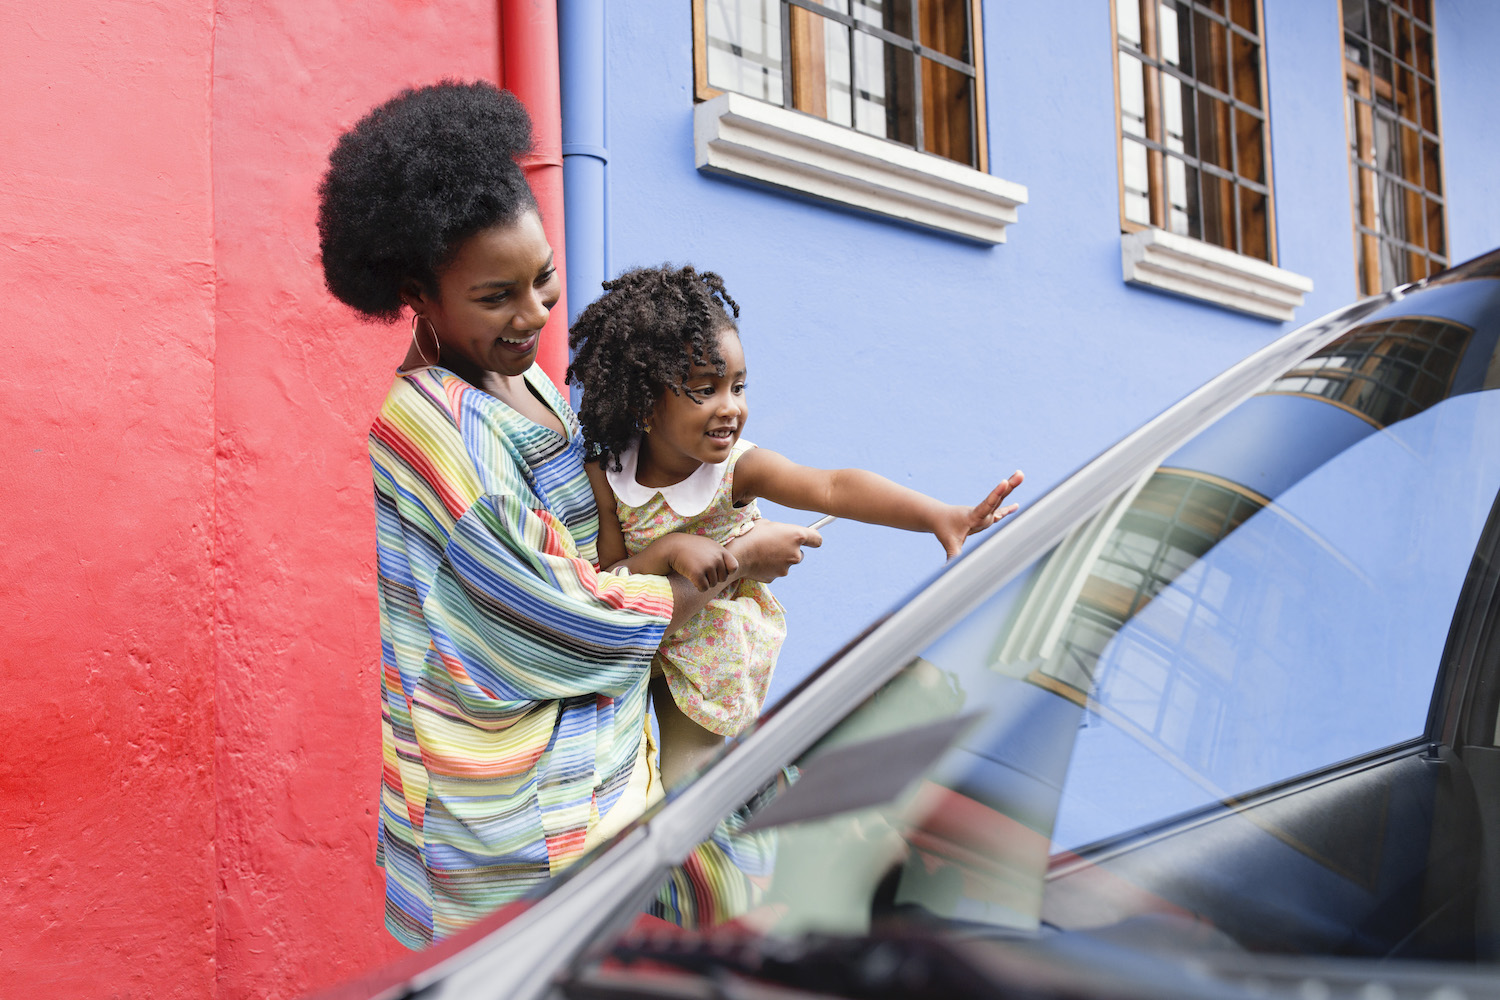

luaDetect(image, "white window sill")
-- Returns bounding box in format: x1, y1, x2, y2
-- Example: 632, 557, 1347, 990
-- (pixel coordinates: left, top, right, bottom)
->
1121, 227, 1314, 322
693, 91, 1027, 245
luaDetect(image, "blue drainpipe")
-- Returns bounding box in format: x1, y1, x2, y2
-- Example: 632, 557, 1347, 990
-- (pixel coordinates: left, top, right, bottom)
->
559, 0, 608, 348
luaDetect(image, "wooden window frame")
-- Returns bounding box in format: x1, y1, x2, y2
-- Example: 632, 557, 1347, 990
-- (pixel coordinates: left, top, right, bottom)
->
1338, 0, 1449, 296
692, 0, 989, 173
1110, 0, 1278, 266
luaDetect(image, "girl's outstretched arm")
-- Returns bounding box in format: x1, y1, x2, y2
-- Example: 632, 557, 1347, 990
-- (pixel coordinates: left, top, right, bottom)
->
733, 448, 1023, 559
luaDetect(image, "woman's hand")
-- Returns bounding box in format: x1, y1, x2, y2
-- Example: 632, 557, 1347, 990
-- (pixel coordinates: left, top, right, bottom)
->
726, 520, 823, 582
932, 470, 1024, 559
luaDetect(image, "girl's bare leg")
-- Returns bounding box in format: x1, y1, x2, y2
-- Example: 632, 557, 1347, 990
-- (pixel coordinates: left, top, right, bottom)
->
650, 674, 726, 789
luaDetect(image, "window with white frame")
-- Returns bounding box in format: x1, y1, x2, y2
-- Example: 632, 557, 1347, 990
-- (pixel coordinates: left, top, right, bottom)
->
694, 0, 988, 171
1114, 0, 1276, 263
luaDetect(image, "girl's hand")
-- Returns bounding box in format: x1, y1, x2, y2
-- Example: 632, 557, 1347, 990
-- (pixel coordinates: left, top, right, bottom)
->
725, 521, 823, 582
665, 534, 740, 591
933, 470, 1024, 559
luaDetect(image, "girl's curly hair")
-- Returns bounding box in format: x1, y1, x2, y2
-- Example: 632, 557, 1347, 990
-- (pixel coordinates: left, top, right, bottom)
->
567, 266, 740, 471
316, 80, 536, 321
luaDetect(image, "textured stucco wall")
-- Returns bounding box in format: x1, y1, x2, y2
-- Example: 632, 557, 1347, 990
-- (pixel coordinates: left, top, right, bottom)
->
209, 1, 500, 996
0, 2, 218, 997
1436, 0, 1500, 264
601, 0, 1500, 705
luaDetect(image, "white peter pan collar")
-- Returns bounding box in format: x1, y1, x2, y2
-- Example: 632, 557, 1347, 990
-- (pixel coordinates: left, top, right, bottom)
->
607, 438, 753, 518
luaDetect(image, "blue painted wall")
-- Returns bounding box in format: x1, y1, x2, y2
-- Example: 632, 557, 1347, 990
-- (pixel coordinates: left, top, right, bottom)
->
598, 0, 1500, 705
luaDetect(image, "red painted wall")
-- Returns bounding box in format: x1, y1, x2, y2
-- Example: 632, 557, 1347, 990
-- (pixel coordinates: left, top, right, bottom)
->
209, 1, 509, 997
2, 1, 565, 997
0, 2, 218, 997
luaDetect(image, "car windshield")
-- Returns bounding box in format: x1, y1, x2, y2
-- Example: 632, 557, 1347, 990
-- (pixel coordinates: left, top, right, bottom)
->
573, 273, 1500, 985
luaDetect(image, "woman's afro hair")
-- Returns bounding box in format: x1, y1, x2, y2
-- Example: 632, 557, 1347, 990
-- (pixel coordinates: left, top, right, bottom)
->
317, 80, 536, 321
567, 266, 740, 471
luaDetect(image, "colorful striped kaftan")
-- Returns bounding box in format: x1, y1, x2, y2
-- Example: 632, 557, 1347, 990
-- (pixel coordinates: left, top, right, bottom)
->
369, 365, 674, 949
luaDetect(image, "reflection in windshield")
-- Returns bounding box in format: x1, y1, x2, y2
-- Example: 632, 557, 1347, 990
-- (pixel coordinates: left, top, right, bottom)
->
630, 293, 1500, 966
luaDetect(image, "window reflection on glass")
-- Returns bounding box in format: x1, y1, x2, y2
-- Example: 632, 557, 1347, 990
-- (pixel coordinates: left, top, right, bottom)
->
1343, 0, 1447, 293
1265, 316, 1471, 428
1114, 0, 1273, 261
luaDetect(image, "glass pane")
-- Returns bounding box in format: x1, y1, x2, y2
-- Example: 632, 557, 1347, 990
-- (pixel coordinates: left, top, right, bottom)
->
1162, 76, 1195, 156
1230, 0, 1258, 33
1394, 10, 1414, 67
1231, 33, 1262, 108
1345, 33, 1370, 70
1412, 0, 1432, 24
1419, 75, 1438, 133
790, 8, 854, 126
1375, 112, 1401, 177
1373, 51, 1395, 107
1401, 121, 1423, 186
1239, 186, 1269, 260
1423, 138, 1443, 195
1118, 0, 1143, 47
1414, 23, 1434, 76
1196, 93, 1232, 171
1193, 12, 1229, 93
1357, 230, 1372, 295
1123, 138, 1152, 224
918, 0, 969, 62
1397, 67, 1419, 125
1159, 0, 1193, 77
853, 0, 912, 37
1166, 155, 1200, 238
1370, 0, 1393, 52
1235, 108, 1265, 183
706, 0, 785, 104
1358, 165, 1376, 228
1201, 172, 1234, 250
1379, 175, 1409, 246
1404, 180, 1426, 255
1380, 228, 1410, 288
853, 33, 917, 146
1120, 52, 1147, 137
1343, 0, 1369, 40
920, 57, 973, 165
1426, 197, 1446, 254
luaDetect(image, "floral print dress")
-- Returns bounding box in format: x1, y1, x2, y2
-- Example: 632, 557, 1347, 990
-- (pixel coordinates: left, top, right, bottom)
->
608, 438, 787, 736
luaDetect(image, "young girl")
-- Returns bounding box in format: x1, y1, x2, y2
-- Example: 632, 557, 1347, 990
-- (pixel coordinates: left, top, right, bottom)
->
567, 265, 1024, 786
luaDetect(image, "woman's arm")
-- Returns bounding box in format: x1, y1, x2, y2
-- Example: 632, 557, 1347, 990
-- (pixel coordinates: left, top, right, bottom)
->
733, 448, 1023, 559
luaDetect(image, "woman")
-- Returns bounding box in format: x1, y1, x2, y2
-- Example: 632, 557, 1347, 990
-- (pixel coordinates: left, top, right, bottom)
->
316, 81, 817, 949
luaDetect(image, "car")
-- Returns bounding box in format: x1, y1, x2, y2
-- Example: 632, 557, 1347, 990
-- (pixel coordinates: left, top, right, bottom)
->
321, 248, 1500, 1000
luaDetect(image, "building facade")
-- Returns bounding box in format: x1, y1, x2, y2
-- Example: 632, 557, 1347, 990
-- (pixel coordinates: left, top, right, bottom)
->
2, 1, 1498, 998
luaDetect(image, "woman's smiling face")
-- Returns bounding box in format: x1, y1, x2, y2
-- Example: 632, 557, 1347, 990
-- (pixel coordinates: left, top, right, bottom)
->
409, 209, 560, 381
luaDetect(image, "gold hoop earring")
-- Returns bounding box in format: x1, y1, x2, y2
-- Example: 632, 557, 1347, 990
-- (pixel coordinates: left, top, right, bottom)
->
411, 313, 438, 367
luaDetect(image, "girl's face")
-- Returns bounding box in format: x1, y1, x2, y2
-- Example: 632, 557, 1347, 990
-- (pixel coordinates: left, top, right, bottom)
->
645, 327, 749, 475
404, 209, 560, 381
